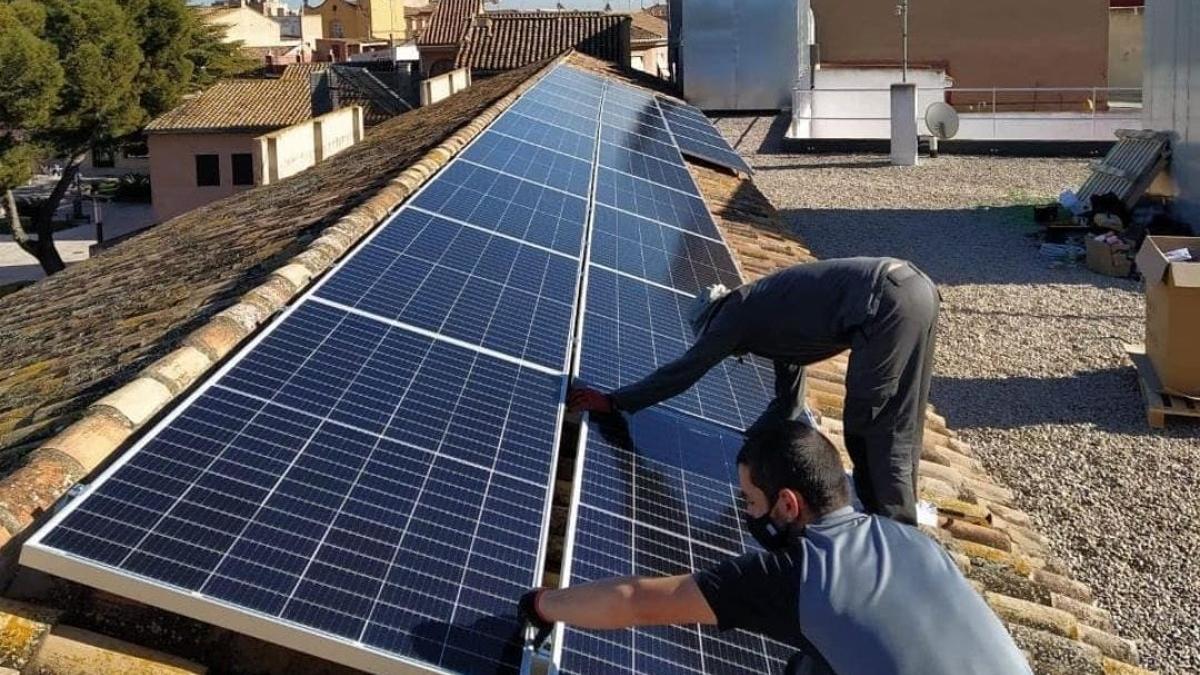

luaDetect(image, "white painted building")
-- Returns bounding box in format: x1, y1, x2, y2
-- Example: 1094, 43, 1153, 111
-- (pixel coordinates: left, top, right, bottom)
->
1144, 0, 1200, 231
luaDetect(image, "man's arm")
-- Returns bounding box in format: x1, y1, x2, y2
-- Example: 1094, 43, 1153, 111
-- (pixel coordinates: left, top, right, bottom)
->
609, 327, 741, 413
537, 575, 717, 629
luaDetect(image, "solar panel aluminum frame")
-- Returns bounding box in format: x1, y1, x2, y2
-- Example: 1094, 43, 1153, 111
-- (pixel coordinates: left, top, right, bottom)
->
22, 62, 587, 675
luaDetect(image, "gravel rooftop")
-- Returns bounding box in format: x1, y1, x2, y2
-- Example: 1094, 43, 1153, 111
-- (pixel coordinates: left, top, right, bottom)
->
715, 115, 1200, 674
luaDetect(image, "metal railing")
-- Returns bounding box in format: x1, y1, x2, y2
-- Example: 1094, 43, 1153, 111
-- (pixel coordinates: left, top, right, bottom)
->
798, 86, 1144, 141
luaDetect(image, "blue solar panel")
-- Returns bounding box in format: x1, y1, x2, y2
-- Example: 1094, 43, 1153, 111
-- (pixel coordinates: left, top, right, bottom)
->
24, 64, 605, 675
594, 168, 721, 240
655, 97, 754, 176
509, 97, 598, 137
589, 205, 742, 294
578, 268, 773, 430
600, 125, 680, 164
490, 112, 596, 161
410, 161, 587, 257
599, 143, 695, 193
559, 408, 797, 674
33, 300, 563, 673
460, 131, 593, 197
315, 208, 579, 370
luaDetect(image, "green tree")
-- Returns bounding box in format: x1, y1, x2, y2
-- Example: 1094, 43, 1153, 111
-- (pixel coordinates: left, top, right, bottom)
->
0, 1, 64, 265
3, 0, 253, 276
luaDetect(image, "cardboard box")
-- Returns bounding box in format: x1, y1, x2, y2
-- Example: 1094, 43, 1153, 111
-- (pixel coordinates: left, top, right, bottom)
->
1136, 236, 1200, 397
1086, 237, 1133, 277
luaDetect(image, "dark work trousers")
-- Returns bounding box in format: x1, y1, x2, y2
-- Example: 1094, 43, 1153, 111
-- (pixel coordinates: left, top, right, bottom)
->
841, 263, 940, 526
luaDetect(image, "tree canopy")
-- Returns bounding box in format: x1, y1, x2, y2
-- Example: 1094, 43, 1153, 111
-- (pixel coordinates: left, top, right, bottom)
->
1, 0, 253, 274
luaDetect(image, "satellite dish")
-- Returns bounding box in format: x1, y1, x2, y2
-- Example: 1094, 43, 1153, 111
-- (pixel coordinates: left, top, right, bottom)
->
925, 102, 960, 140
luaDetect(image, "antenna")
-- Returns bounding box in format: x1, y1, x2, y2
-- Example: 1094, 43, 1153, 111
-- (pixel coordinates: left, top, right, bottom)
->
924, 102, 959, 140
895, 0, 909, 83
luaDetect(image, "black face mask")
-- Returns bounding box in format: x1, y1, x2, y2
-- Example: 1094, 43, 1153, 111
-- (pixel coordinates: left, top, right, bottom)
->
745, 500, 791, 552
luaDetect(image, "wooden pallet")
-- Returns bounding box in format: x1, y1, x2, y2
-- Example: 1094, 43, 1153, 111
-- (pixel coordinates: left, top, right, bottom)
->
1126, 345, 1200, 428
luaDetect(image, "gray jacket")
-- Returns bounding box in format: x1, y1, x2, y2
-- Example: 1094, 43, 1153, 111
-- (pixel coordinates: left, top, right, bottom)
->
611, 258, 894, 417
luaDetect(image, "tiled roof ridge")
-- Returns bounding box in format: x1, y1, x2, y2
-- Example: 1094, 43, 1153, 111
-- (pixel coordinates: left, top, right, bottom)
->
0, 55, 566, 593
685, 161, 1154, 675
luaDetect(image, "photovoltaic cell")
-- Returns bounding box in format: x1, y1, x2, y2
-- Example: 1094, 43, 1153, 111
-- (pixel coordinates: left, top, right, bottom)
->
460, 131, 593, 197
559, 408, 798, 674
594, 168, 720, 240
655, 97, 754, 176
577, 268, 773, 431
315, 208, 579, 370
490, 112, 595, 161
409, 161, 588, 257
35, 301, 564, 673
599, 143, 695, 193
589, 205, 742, 294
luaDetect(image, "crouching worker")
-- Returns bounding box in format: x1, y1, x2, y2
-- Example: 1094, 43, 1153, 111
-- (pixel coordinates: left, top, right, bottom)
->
518, 422, 1031, 675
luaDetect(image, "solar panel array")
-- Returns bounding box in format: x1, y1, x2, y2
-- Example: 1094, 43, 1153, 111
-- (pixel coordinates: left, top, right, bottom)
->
559, 70, 803, 674
25, 63, 780, 675
656, 97, 754, 176
559, 410, 798, 674
24, 65, 603, 675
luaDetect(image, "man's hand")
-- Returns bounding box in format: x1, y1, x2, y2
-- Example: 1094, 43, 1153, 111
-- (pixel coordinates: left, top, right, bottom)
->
518, 589, 554, 651
567, 387, 614, 414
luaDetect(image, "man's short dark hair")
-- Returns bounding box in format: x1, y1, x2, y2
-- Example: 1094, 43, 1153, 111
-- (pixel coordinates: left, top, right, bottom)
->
736, 421, 850, 516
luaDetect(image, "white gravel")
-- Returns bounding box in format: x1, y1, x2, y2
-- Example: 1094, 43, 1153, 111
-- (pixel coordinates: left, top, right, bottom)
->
715, 115, 1200, 674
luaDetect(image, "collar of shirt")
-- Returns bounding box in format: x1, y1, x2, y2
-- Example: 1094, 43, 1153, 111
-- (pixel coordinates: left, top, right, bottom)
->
806, 506, 861, 532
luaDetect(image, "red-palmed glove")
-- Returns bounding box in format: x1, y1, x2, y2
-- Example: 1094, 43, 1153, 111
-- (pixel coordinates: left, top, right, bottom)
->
518, 589, 554, 651
567, 387, 614, 414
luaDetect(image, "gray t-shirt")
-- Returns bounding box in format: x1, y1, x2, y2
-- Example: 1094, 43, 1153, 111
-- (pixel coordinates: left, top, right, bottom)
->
610, 258, 894, 413
695, 508, 1032, 675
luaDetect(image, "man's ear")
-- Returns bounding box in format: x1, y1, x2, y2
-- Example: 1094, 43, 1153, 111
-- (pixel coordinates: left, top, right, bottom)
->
775, 488, 807, 523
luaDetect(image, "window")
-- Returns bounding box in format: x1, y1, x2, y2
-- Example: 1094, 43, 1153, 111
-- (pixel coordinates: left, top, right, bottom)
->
195, 154, 220, 186
91, 148, 115, 168
231, 153, 254, 186
332, 19, 344, 37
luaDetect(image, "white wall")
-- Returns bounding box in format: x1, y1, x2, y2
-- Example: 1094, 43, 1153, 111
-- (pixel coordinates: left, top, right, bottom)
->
420, 68, 471, 106
1144, 0, 1200, 232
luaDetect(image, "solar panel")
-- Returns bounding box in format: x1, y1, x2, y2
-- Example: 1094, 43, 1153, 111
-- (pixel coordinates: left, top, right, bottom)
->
558, 408, 799, 674
409, 161, 588, 257
577, 268, 773, 431
459, 131, 593, 197
23, 64, 599, 675
589, 205, 741, 295
27, 302, 563, 673
315, 208, 579, 370
594, 169, 720, 241
656, 97, 754, 176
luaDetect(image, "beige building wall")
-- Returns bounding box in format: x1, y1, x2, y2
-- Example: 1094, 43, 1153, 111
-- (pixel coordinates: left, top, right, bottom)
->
811, 0, 1109, 107
203, 6, 286, 47
367, 0, 428, 40
1109, 8, 1144, 97
311, 0, 372, 40
632, 44, 668, 78
149, 133, 260, 223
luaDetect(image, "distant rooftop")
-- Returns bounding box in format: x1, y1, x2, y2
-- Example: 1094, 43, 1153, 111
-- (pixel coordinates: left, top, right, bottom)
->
145, 79, 313, 134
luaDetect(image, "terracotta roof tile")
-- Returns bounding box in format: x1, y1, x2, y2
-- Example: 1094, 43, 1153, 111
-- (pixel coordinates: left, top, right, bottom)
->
456, 12, 628, 72
416, 0, 481, 45
144, 79, 313, 134
630, 10, 667, 40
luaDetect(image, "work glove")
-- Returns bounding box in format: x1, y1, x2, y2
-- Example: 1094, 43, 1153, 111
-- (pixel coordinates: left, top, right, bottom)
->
518, 589, 554, 651
567, 386, 615, 414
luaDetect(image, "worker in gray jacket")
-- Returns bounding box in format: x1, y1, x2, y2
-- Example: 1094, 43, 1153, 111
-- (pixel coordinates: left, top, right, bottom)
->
518, 422, 1031, 675
569, 257, 940, 525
